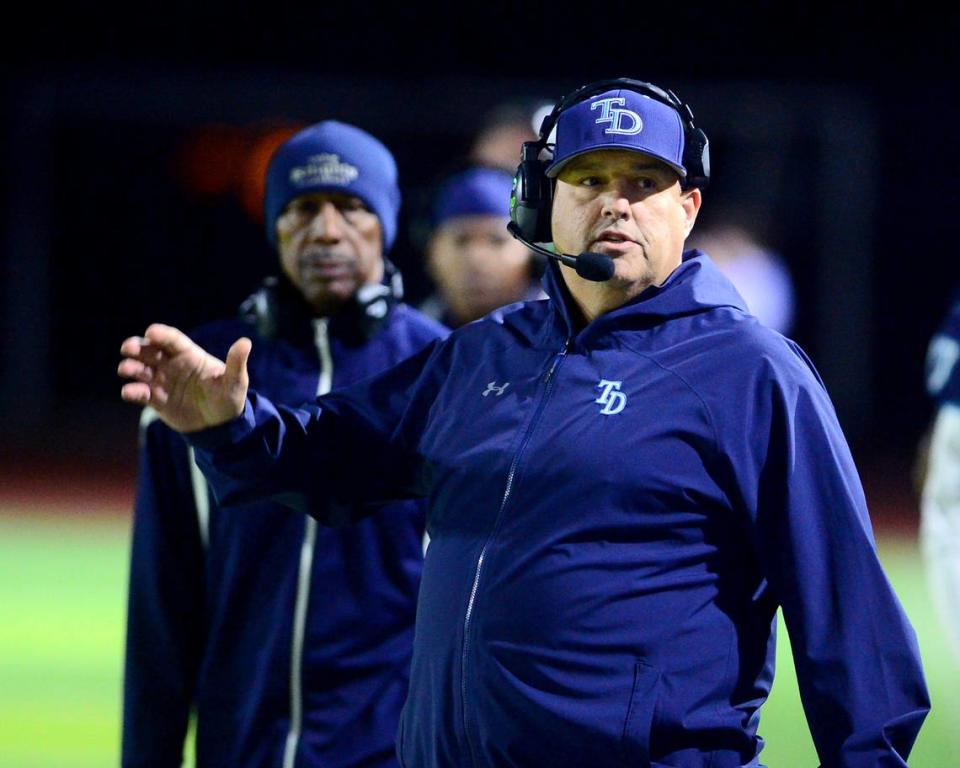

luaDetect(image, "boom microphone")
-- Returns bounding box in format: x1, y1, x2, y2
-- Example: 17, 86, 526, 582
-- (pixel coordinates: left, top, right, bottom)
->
507, 222, 615, 283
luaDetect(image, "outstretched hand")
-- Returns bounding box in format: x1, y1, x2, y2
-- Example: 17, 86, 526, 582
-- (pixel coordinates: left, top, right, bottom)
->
119, 323, 252, 433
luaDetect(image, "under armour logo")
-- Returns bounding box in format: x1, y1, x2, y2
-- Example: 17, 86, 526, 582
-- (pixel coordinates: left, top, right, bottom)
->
591, 98, 643, 136
482, 381, 510, 398
595, 379, 627, 415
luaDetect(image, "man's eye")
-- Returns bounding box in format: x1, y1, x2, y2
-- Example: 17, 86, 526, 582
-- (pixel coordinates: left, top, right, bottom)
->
578, 176, 601, 187
294, 201, 319, 216
338, 200, 369, 220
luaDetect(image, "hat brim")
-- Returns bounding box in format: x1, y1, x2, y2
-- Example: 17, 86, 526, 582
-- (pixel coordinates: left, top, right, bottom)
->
545, 144, 687, 180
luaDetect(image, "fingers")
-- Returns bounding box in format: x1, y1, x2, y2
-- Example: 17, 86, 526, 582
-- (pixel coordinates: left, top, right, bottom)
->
117, 358, 153, 382
121, 381, 149, 404
144, 323, 195, 355
119, 326, 185, 408
121, 381, 168, 406
120, 336, 164, 365
224, 337, 252, 391
120, 324, 193, 360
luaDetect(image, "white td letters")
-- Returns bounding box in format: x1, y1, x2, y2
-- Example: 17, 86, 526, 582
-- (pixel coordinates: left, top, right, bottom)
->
595, 380, 627, 415
590, 98, 643, 136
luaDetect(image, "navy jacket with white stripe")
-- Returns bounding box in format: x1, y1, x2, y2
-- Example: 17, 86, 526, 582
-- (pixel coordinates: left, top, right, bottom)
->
122, 295, 447, 768
190, 253, 929, 768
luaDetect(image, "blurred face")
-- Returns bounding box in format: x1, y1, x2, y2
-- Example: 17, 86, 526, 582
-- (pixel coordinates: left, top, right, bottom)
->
551, 149, 701, 318
275, 192, 384, 315
427, 215, 532, 325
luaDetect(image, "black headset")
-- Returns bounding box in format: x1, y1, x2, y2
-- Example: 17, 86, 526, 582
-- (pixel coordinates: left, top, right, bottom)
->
239, 258, 404, 345
510, 78, 710, 244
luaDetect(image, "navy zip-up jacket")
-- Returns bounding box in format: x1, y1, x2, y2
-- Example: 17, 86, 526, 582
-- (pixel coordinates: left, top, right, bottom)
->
190, 253, 929, 767
123, 300, 447, 768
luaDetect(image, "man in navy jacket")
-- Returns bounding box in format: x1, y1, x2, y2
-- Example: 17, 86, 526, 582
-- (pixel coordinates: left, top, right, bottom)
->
120, 80, 929, 767
121, 121, 447, 768
921, 290, 960, 660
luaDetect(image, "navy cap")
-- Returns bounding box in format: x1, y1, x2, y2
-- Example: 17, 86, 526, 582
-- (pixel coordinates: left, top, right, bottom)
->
545, 89, 686, 179
263, 121, 401, 253
431, 167, 513, 229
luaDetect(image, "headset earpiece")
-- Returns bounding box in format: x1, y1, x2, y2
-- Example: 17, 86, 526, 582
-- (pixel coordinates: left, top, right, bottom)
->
239, 276, 281, 340
510, 141, 554, 244
239, 260, 403, 344
682, 126, 710, 190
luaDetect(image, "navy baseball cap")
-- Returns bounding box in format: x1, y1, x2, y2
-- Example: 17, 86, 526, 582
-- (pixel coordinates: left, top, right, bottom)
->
263, 121, 401, 252
431, 167, 513, 229
545, 88, 687, 180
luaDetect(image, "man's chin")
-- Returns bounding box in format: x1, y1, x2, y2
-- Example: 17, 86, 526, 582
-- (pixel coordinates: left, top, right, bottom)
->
302, 283, 355, 315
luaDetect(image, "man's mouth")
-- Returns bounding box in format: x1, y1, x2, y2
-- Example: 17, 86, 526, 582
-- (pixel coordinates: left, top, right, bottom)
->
301, 257, 353, 280
591, 231, 637, 251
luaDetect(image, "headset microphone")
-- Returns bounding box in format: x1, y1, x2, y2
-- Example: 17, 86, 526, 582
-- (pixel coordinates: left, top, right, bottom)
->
507, 221, 615, 283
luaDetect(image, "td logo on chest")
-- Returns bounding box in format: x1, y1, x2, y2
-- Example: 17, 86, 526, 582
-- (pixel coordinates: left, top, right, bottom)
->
595, 379, 627, 415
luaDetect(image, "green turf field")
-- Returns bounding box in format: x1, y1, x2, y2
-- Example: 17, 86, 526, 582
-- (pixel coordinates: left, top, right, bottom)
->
0, 512, 957, 767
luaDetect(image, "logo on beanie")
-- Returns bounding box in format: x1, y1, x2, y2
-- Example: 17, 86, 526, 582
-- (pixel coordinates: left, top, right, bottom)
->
289, 154, 359, 187
590, 98, 643, 136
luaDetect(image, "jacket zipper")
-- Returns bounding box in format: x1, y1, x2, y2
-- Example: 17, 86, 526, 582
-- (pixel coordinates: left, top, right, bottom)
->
282, 318, 333, 768
459, 337, 571, 767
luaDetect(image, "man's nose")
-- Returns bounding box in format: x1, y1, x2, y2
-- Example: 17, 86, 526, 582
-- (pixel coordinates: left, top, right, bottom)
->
308, 202, 343, 242
600, 186, 632, 219
462, 240, 491, 266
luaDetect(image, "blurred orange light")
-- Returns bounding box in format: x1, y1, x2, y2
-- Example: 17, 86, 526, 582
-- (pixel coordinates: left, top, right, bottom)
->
174, 124, 248, 198
237, 122, 304, 224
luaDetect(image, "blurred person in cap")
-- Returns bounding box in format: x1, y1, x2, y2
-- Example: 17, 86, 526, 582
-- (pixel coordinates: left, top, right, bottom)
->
687, 222, 796, 335
468, 102, 541, 172
421, 166, 544, 328
121, 120, 446, 768
119, 79, 927, 766
920, 289, 960, 660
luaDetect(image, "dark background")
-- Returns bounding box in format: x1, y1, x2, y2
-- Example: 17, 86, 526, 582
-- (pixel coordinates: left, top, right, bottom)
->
2, 1, 958, 512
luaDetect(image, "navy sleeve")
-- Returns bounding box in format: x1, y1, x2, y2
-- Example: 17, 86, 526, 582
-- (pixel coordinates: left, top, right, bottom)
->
725, 345, 929, 766
122, 412, 206, 767
766, 354, 928, 764
188, 338, 445, 523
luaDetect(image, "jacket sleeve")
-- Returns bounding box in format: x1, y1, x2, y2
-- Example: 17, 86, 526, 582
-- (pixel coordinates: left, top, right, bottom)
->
122, 408, 207, 768
727, 347, 929, 767
188, 338, 445, 524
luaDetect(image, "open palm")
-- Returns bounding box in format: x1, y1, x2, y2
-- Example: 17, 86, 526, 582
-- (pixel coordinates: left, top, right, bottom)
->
118, 323, 252, 433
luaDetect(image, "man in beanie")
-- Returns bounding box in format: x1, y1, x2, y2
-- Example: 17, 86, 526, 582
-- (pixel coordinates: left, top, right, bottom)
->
420, 166, 544, 328
120, 82, 927, 766
121, 121, 446, 768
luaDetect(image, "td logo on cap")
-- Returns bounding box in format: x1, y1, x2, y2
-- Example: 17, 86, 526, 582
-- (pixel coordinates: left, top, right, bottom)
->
591, 97, 643, 136
545, 89, 687, 180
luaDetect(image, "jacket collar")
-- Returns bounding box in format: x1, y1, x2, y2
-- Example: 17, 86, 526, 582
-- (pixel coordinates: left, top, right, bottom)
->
541, 249, 749, 344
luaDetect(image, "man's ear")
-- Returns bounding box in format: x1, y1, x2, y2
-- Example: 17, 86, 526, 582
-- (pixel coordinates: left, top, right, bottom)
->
424, 237, 440, 281
680, 187, 702, 239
